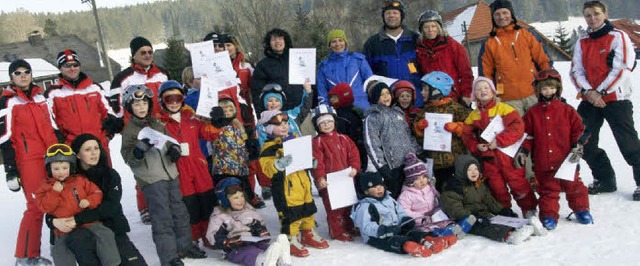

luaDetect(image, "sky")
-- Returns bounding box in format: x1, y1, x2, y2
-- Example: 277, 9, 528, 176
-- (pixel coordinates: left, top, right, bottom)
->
0, 0, 166, 14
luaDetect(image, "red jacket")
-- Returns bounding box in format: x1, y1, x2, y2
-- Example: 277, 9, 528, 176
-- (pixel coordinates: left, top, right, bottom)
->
416, 36, 474, 99
522, 100, 585, 173
311, 131, 360, 184
462, 100, 525, 157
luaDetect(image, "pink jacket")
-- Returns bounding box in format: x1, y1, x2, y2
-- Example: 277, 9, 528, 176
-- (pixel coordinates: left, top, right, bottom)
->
205, 205, 265, 244
397, 185, 452, 231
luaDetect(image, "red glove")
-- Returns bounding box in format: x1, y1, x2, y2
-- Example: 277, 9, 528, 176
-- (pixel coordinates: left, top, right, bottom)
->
444, 122, 465, 137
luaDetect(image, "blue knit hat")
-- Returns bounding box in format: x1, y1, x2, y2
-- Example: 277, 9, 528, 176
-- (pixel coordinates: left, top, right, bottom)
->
262, 92, 284, 109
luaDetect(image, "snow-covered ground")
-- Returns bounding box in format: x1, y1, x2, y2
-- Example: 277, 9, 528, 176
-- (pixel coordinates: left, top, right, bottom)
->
2, 61, 640, 265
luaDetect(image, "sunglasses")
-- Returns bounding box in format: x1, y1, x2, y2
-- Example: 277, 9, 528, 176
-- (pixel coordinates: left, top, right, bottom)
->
46, 143, 74, 157
138, 49, 154, 56
12, 70, 31, 76
62, 63, 80, 68
162, 94, 184, 104
267, 113, 289, 126
384, 1, 402, 8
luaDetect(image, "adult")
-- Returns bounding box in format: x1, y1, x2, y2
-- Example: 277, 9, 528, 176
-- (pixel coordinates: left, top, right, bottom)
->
252, 28, 306, 117
362, 0, 422, 106
317, 29, 373, 111
221, 34, 255, 108
47, 49, 119, 162
415, 10, 474, 106
478, 0, 552, 116
49, 133, 147, 265
203, 31, 226, 53
0, 59, 58, 266
570, 0, 640, 200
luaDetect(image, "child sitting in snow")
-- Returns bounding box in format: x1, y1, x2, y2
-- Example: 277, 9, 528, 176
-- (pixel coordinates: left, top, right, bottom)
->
441, 154, 547, 245
206, 177, 291, 266
351, 172, 455, 257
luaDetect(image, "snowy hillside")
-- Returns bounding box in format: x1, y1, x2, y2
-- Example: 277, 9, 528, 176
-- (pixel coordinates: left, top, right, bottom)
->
2, 61, 640, 265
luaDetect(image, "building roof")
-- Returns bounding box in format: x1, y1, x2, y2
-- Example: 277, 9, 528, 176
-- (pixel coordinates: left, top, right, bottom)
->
610, 19, 640, 50
0, 58, 59, 83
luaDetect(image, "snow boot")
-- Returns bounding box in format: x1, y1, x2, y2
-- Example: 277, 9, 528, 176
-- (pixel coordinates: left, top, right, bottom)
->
458, 214, 477, 234
422, 236, 447, 253
289, 236, 309, 257
587, 181, 616, 195
15, 257, 52, 266
633, 186, 640, 201
140, 208, 152, 225
301, 229, 329, 249
251, 195, 266, 209
179, 244, 207, 259
506, 225, 534, 245
528, 216, 548, 236
261, 186, 272, 200
574, 211, 594, 224
277, 234, 292, 266
333, 232, 354, 242
256, 239, 283, 266
169, 258, 184, 266
403, 241, 432, 257
542, 217, 557, 230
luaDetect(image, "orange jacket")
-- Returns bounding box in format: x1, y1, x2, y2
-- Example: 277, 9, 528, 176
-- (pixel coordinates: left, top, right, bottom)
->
479, 25, 551, 101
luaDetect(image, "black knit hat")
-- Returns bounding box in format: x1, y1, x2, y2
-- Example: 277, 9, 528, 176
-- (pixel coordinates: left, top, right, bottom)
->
56, 49, 80, 68
368, 82, 390, 104
203, 32, 221, 43
489, 0, 520, 36
8, 59, 31, 78
359, 172, 385, 193
130, 36, 152, 56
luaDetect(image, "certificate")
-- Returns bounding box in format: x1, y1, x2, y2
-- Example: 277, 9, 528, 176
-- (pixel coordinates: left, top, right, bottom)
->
326, 167, 358, 210
137, 127, 179, 149
555, 153, 578, 181
480, 115, 526, 158
497, 133, 527, 158
423, 113, 453, 152
490, 216, 530, 229
288, 48, 316, 85
195, 77, 219, 118
189, 41, 216, 79
283, 135, 313, 174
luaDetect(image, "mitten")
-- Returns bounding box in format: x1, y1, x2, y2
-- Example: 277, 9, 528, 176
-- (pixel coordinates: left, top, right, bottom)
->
498, 208, 518, 218
568, 143, 583, 163
400, 216, 415, 232
473, 213, 492, 226
513, 147, 529, 169
223, 236, 244, 250
377, 224, 401, 238
133, 138, 153, 159
415, 119, 429, 131
6, 174, 20, 192
274, 154, 293, 171
444, 122, 465, 137
166, 144, 182, 163
249, 219, 270, 237
240, 104, 254, 124
101, 115, 124, 135
210, 107, 233, 128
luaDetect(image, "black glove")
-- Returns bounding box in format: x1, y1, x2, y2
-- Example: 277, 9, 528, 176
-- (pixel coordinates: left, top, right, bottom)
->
400, 216, 415, 232
513, 147, 529, 169
102, 115, 124, 135
213, 223, 230, 249
249, 219, 269, 237
240, 104, 254, 124
223, 236, 244, 250
6, 171, 21, 192
378, 165, 393, 180
498, 208, 519, 218
473, 213, 492, 226
210, 107, 233, 128
133, 138, 153, 159
568, 143, 584, 164
377, 224, 401, 238
166, 144, 182, 163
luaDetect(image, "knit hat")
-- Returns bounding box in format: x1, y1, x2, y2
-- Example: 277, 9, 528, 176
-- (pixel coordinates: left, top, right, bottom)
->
56, 49, 80, 69
489, 0, 520, 36
470, 77, 498, 102
328, 82, 354, 109
262, 92, 284, 109
315, 114, 335, 127
8, 59, 31, 78
403, 153, 428, 185
359, 172, 385, 193
326, 29, 348, 47
258, 110, 286, 135
215, 177, 243, 209
368, 82, 390, 104
130, 36, 152, 56
203, 32, 221, 43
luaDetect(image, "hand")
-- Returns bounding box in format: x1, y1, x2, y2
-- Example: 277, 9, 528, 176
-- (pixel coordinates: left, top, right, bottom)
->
477, 144, 489, 152
53, 181, 64, 192
568, 143, 583, 163
249, 219, 269, 237
444, 122, 464, 136
474, 214, 492, 226
378, 165, 393, 179
488, 140, 497, 150
52, 218, 74, 233
101, 115, 124, 135
210, 106, 232, 128
303, 80, 312, 94
274, 154, 293, 171
514, 148, 529, 169
317, 178, 328, 190
498, 208, 518, 218
79, 199, 90, 209
377, 224, 401, 238
585, 90, 606, 108
223, 236, 243, 249
6, 175, 21, 192
166, 144, 182, 163
135, 138, 153, 154
400, 216, 415, 231
349, 168, 357, 177
240, 104, 254, 124
416, 119, 429, 131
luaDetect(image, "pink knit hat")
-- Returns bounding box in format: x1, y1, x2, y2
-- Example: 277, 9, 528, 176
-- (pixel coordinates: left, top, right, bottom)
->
403, 153, 428, 185
470, 77, 498, 102
258, 110, 286, 135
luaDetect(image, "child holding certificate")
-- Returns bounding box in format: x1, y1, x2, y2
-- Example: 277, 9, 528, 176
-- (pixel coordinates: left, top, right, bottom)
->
461, 77, 538, 218
519, 69, 591, 230
412, 71, 471, 191
310, 104, 361, 242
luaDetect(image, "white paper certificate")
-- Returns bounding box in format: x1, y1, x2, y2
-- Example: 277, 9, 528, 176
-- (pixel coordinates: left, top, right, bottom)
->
555, 153, 578, 181
423, 113, 453, 152
283, 135, 313, 174
490, 215, 530, 229
288, 48, 316, 85
326, 167, 358, 210
137, 127, 179, 149
189, 40, 216, 79
480, 115, 504, 143
497, 133, 527, 158
195, 77, 219, 118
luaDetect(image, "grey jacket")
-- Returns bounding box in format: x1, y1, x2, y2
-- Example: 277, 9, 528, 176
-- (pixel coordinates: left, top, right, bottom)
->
120, 116, 179, 187
363, 104, 420, 169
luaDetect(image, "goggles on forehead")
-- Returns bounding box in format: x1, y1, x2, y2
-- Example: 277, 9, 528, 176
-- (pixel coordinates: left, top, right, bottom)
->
384, 0, 403, 8
533, 69, 562, 86
46, 143, 74, 157
267, 113, 289, 126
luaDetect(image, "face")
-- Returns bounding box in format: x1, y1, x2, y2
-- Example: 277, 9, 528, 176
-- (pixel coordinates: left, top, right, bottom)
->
266, 97, 282, 111
228, 191, 246, 211
421, 21, 440, 40
584, 6, 607, 30
162, 89, 183, 113
474, 81, 496, 104
225, 43, 237, 58
60, 62, 81, 81
329, 95, 339, 106
467, 164, 480, 182
421, 84, 431, 102
492, 8, 514, 28
50, 161, 71, 182
272, 122, 290, 137
330, 38, 346, 53
132, 98, 149, 118
411, 176, 429, 190
214, 43, 225, 53
193, 78, 201, 89
384, 9, 402, 29
220, 101, 236, 118
11, 67, 32, 89
397, 91, 413, 108
77, 140, 100, 170
378, 88, 392, 106
365, 185, 385, 198
318, 119, 335, 134
270, 35, 285, 54
133, 46, 154, 68
540, 85, 558, 99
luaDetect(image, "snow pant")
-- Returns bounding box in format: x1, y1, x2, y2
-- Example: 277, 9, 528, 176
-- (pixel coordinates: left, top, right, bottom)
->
469, 222, 514, 243
143, 179, 193, 266
52, 229, 147, 266
577, 100, 640, 187
53, 223, 121, 266
537, 169, 589, 221
482, 153, 538, 215
433, 167, 455, 193
366, 230, 429, 254
15, 158, 46, 258
114, 233, 147, 266
182, 190, 216, 242
178, 157, 216, 241
319, 188, 355, 239
280, 214, 315, 237
249, 159, 271, 187
227, 241, 270, 266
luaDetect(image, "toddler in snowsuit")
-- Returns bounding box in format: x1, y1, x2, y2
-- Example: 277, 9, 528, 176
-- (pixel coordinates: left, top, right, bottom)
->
327, 82, 368, 170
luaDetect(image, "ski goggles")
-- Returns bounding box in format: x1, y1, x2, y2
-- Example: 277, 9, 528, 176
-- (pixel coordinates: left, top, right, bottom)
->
533, 69, 562, 85
384, 1, 403, 9
46, 143, 74, 157
162, 94, 184, 104
267, 113, 289, 126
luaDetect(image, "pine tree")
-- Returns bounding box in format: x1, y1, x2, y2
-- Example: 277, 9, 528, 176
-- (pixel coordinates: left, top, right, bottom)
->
163, 37, 190, 83
43, 19, 58, 37
554, 22, 573, 55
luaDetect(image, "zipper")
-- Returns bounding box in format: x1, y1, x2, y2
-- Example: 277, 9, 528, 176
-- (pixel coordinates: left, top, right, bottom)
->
21, 133, 28, 153
70, 98, 77, 113
84, 97, 91, 111
72, 187, 80, 203
511, 43, 518, 60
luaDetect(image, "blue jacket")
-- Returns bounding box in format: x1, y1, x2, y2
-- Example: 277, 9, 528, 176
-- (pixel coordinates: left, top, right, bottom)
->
351, 192, 409, 243
362, 26, 423, 107
317, 50, 373, 111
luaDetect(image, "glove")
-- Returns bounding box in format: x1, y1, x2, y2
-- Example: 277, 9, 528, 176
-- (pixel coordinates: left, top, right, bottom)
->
210, 106, 233, 128
378, 165, 393, 180
498, 208, 518, 218
274, 154, 293, 171
416, 119, 429, 131
444, 122, 465, 137
240, 104, 254, 124
513, 147, 529, 169
223, 236, 244, 250
376, 224, 401, 238
473, 213, 492, 226
400, 216, 415, 232
6, 174, 20, 192
249, 219, 270, 237
568, 143, 583, 164
166, 144, 182, 163
133, 138, 153, 159
101, 115, 124, 135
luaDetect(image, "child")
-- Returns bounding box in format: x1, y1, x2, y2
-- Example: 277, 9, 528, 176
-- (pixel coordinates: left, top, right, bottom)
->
256, 82, 312, 147
441, 155, 547, 245
520, 69, 592, 230
413, 71, 471, 191
35, 143, 120, 266
157, 80, 219, 246
397, 153, 467, 239
258, 110, 328, 257
119, 85, 205, 266
351, 172, 455, 257
364, 81, 422, 198
311, 104, 361, 241
206, 177, 291, 266
461, 77, 538, 217
327, 82, 368, 170
391, 80, 422, 130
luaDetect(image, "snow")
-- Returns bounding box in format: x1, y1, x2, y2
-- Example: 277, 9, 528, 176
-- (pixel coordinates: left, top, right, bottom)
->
2, 61, 640, 265
444, 5, 477, 44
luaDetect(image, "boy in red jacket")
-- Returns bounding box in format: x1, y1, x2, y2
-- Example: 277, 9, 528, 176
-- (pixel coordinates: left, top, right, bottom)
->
519, 69, 592, 230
